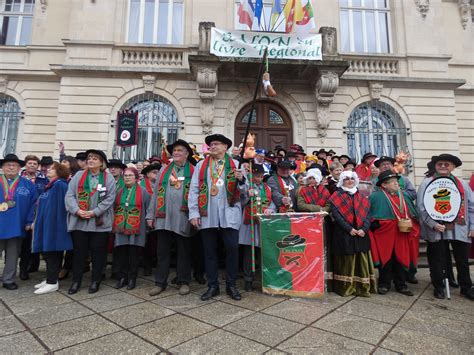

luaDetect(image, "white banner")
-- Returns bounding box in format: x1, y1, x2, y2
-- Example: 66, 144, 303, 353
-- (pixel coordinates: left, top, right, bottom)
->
210, 28, 322, 61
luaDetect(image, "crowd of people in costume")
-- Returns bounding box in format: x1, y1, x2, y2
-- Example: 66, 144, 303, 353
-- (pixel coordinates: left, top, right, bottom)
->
0, 134, 473, 302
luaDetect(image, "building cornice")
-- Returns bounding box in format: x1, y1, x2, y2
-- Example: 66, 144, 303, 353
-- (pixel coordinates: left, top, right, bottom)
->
341, 75, 466, 89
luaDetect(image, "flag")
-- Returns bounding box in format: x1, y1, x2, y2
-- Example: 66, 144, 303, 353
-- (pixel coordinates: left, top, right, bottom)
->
283, 0, 295, 33
270, 0, 283, 29
160, 145, 170, 165
295, 0, 316, 35
254, 0, 263, 27
238, 0, 255, 30
260, 213, 325, 298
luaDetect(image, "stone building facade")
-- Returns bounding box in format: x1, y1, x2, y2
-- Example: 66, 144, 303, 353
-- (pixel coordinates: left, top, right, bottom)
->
0, 0, 473, 185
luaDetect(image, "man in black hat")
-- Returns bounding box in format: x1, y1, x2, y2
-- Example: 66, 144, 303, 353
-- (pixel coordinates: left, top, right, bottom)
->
146, 139, 196, 296
374, 156, 416, 201
355, 152, 377, 181
75, 152, 87, 170
188, 134, 246, 301
108, 159, 127, 191
267, 160, 298, 213
417, 154, 474, 300
369, 170, 420, 297
0, 154, 38, 290
339, 154, 351, 166
39, 156, 54, 176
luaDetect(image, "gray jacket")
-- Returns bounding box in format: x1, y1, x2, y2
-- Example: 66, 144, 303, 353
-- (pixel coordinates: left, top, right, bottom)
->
188, 157, 246, 231
416, 176, 474, 243
65, 170, 116, 232
146, 166, 193, 237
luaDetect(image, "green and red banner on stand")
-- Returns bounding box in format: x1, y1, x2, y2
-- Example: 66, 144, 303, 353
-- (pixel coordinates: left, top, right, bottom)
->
261, 213, 325, 299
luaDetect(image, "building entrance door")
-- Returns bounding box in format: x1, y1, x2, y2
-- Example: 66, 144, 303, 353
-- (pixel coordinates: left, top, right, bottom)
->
234, 100, 293, 150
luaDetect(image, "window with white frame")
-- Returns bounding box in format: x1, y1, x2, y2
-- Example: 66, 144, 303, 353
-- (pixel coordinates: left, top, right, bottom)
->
234, 0, 287, 32
127, 0, 184, 45
339, 0, 391, 53
0, 94, 21, 157
0, 0, 35, 45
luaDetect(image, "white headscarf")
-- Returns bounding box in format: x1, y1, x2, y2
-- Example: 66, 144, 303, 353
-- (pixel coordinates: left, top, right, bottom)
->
304, 168, 322, 185
337, 171, 359, 195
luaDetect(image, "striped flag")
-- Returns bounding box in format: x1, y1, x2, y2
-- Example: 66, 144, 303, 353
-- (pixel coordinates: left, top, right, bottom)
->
238, 0, 255, 30
295, 0, 316, 35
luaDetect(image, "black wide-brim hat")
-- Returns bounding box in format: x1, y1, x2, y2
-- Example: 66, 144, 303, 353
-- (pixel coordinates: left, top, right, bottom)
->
376, 170, 401, 186
252, 164, 265, 174
0, 153, 25, 167
276, 234, 306, 249
343, 160, 356, 168
374, 155, 396, 168
277, 160, 293, 169
40, 156, 54, 165
204, 134, 232, 148
339, 154, 351, 161
362, 152, 377, 162
85, 149, 108, 166
431, 154, 462, 168
75, 152, 87, 161
107, 159, 127, 170
142, 163, 162, 175
167, 139, 194, 159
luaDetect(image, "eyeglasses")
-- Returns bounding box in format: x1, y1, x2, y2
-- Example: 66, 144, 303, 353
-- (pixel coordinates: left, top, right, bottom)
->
436, 162, 452, 167
344, 177, 355, 181
123, 174, 136, 177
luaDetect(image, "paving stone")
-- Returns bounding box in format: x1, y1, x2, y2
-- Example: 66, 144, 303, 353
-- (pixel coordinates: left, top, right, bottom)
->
381, 326, 473, 354
372, 347, 402, 355
420, 288, 474, 316
183, 301, 253, 327
357, 291, 416, 310
397, 310, 473, 343
291, 293, 353, 310
410, 299, 474, 324
312, 310, 392, 345
59, 283, 121, 301
102, 302, 175, 328
18, 301, 93, 329
79, 292, 143, 312
55, 330, 160, 354
152, 292, 216, 312
4, 292, 72, 314
220, 290, 287, 311
0, 302, 12, 319
35, 314, 121, 351
170, 329, 270, 354
262, 299, 333, 325
0, 278, 43, 300
0, 315, 25, 336
337, 297, 406, 324
125, 281, 180, 300
224, 313, 305, 347
131, 313, 215, 350
0, 331, 46, 352
277, 327, 374, 354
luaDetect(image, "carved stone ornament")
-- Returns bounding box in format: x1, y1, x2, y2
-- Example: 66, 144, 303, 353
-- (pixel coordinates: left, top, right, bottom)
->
0, 76, 7, 93
40, 0, 47, 12
414, 0, 430, 18
319, 27, 337, 56
196, 65, 219, 135
142, 75, 156, 92
458, 0, 470, 29
369, 82, 384, 100
198, 22, 215, 53
315, 71, 339, 137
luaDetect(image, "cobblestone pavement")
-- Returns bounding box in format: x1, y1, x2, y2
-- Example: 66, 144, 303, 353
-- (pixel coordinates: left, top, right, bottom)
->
1, 266, 473, 354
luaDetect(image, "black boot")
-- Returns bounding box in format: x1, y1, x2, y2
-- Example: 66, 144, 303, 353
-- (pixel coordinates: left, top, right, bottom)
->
68, 282, 81, 295
244, 281, 254, 292
194, 273, 206, 285
127, 279, 137, 290
200, 287, 220, 301
226, 286, 242, 301
115, 278, 127, 289
88, 281, 100, 294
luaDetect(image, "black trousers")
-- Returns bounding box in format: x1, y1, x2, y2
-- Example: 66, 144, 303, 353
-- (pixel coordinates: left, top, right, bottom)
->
71, 231, 108, 283
155, 230, 192, 287
201, 228, 239, 288
378, 252, 407, 290
19, 231, 40, 273
191, 232, 205, 277
427, 240, 472, 292
62, 250, 74, 270
43, 251, 64, 284
115, 245, 142, 280
143, 231, 157, 271
242, 245, 260, 282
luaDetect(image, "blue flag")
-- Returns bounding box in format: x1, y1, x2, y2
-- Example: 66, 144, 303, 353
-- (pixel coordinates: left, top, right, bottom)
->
255, 0, 263, 27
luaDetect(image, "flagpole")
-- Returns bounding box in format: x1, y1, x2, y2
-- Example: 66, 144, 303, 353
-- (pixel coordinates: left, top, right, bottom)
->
238, 47, 268, 169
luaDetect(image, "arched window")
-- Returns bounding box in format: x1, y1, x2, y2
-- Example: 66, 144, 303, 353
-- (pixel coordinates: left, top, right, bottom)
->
114, 93, 182, 163
0, 94, 21, 157
344, 101, 409, 163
